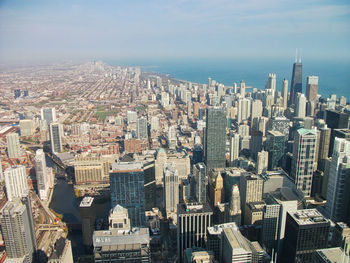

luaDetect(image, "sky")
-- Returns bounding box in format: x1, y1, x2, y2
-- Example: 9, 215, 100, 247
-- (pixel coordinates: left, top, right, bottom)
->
0, 0, 350, 64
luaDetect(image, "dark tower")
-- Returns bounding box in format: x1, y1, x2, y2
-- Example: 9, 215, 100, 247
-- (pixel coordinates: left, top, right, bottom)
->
289, 53, 302, 106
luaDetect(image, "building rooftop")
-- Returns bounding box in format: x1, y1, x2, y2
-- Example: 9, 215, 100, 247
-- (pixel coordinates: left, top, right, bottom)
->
314, 247, 345, 263
297, 128, 316, 136
207, 222, 238, 235
267, 130, 284, 136
80, 196, 94, 207
110, 161, 143, 172
178, 202, 213, 215
289, 209, 329, 226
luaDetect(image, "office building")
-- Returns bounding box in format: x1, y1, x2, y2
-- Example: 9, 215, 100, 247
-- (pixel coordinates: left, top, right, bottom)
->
316, 124, 331, 171
74, 154, 106, 184
41, 107, 57, 125
50, 122, 63, 153
228, 184, 241, 225
93, 228, 151, 263
306, 76, 319, 107
14, 89, 21, 99
177, 203, 213, 262
331, 222, 350, 255
256, 150, 268, 174
251, 99, 263, 120
329, 128, 350, 158
325, 110, 350, 130
168, 125, 177, 149
164, 163, 179, 222
282, 209, 330, 263
325, 138, 350, 222
108, 204, 131, 230
266, 130, 285, 170
282, 79, 288, 109
311, 247, 348, 263
34, 149, 49, 200
266, 73, 276, 93
110, 162, 145, 227
150, 116, 159, 131
204, 108, 227, 169
295, 93, 306, 118
229, 132, 240, 165
4, 166, 28, 201
291, 128, 317, 196
193, 163, 207, 204
290, 61, 302, 105
48, 237, 74, 263
80, 197, 95, 250
237, 98, 251, 123
19, 120, 35, 136
0, 197, 36, 263
136, 116, 148, 140
127, 110, 137, 123
240, 174, 263, 215
6, 133, 21, 158
221, 227, 265, 263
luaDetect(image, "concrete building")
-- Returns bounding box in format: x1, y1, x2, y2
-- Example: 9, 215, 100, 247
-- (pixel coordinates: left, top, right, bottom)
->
168, 125, 177, 149
19, 120, 35, 136
193, 163, 207, 204
34, 149, 49, 200
256, 150, 268, 175
228, 184, 241, 225
127, 110, 137, 123
229, 132, 240, 165
80, 197, 95, 250
295, 93, 306, 118
4, 166, 28, 201
6, 133, 21, 158
251, 100, 263, 120
136, 116, 148, 140
282, 79, 288, 109
237, 98, 251, 123
291, 128, 317, 196
311, 247, 348, 263
108, 204, 131, 230
164, 163, 179, 222
48, 238, 74, 263
306, 76, 319, 107
240, 174, 263, 217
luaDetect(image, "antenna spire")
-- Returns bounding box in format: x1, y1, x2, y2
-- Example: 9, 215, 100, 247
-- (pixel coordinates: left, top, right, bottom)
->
299, 48, 302, 63
295, 48, 298, 63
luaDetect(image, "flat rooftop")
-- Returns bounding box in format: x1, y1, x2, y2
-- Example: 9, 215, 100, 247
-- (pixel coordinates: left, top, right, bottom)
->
207, 222, 238, 235
288, 209, 329, 226
110, 161, 143, 172
178, 202, 213, 215
315, 247, 344, 263
80, 196, 94, 207
93, 227, 149, 247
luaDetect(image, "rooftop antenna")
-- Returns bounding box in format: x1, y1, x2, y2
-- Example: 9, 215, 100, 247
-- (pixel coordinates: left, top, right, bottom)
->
295, 48, 298, 63
299, 48, 302, 63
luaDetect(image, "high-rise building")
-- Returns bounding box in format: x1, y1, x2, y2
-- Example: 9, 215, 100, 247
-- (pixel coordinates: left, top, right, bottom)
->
229, 132, 240, 165
80, 196, 95, 250
127, 110, 137, 123
136, 116, 148, 140
6, 133, 21, 158
282, 209, 330, 263
291, 128, 317, 196
193, 163, 207, 204
240, 173, 263, 218
266, 73, 277, 93
228, 184, 241, 225
204, 108, 226, 170
168, 126, 177, 149
34, 149, 49, 200
14, 89, 21, 99
164, 163, 179, 222
41, 107, 57, 125
256, 150, 268, 174
289, 61, 302, 105
316, 124, 331, 171
19, 119, 35, 136
4, 165, 28, 201
177, 203, 213, 262
109, 162, 145, 227
266, 130, 285, 170
325, 138, 350, 222
108, 204, 131, 230
237, 98, 251, 123
161, 91, 170, 107
240, 80, 246, 97
282, 79, 288, 109
306, 76, 319, 107
251, 99, 263, 120
150, 116, 159, 131
295, 93, 306, 118
50, 122, 63, 153
0, 196, 37, 263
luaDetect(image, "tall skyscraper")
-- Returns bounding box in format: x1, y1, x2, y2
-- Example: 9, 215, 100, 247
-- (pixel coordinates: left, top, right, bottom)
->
80, 197, 95, 251
266, 130, 285, 170
251, 99, 263, 120
228, 184, 241, 225
266, 73, 277, 93
41, 107, 57, 125
289, 60, 302, 105
204, 108, 226, 170
109, 162, 145, 227
177, 203, 213, 262
291, 128, 317, 196
229, 132, 240, 165
193, 162, 207, 204
282, 209, 330, 263
282, 79, 288, 109
237, 97, 251, 123
240, 173, 263, 218
325, 138, 350, 222
136, 116, 148, 139
50, 122, 63, 153
164, 163, 179, 222
295, 93, 306, 118
256, 150, 268, 174
4, 165, 28, 201
0, 196, 37, 263
306, 76, 319, 107
6, 133, 21, 158
239, 80, 246, 97
168, 125, 177, 149
316, 124, 331, 171
34, 149, 49, 200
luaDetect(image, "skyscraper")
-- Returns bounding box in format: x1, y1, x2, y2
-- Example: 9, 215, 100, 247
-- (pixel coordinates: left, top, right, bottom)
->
136, 116, 148, 139
204, 108, 226, 170
237, 97, 251, 123
168, 125, 177, 149
240, 173, 263, 218
295, 93, 306, 118
34, 149, 49, 200
50, 122, 63, 153
282, 79, 288, 109
164, 163, 179, 222
256, 150, 268, 174
41, 107, 57, 125
0, 196, 37, 263
109, 162, 145, 227
80, 196, 95, 251
228, 184, 241, 225
4, 165, 28, 201
266, 130, 285, 170
193, 162, 207, 204
325, 138, 350, 222
6, 133, 21, 158
289, 60, 302, 105
291, 128, 317, 196
229, 132, 240, 165
282, 209, 330, 263
306, 76, 319, 107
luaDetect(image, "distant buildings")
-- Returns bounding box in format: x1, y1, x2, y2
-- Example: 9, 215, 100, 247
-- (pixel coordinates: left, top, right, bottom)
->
4, 165, 28, 201
41, 107, 57, 125
34, 149, 49, 200
6, 133, 21, 158
164, 163, 179, 222
50, 122, 63, 153
289, 60, 302, 105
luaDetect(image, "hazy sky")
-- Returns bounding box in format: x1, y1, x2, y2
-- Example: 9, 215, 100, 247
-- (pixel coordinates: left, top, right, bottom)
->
1, 0, 349, 64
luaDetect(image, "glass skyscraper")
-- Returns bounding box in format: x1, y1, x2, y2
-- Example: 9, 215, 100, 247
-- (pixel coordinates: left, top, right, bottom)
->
204, 107, 227, 170
290, 61, 302, 105
109, 162, 145, 227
